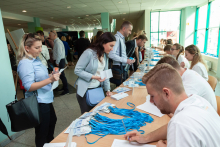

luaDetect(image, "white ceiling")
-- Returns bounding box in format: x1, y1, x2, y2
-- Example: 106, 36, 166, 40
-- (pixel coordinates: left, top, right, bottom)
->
0, 0, 208, 31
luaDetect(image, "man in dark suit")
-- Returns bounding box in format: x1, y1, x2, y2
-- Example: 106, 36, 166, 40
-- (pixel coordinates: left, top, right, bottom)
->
75, 31, 91, 58
125, 35, 148, 76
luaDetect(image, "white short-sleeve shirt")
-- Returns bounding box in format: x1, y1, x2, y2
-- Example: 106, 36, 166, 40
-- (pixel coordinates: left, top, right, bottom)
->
192, 62, 208, 81
181, 69, 217, 111
177, 55, 190, 68
167, 94, 220, 147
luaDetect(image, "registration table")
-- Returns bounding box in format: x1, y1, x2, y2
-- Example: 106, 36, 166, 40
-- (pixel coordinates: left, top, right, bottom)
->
51, 51, 170, 147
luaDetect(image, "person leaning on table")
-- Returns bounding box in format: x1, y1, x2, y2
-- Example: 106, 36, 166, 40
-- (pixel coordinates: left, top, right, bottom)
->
124, 63, 220, 147
17, 33, 61, 147
74, 32, 115, 114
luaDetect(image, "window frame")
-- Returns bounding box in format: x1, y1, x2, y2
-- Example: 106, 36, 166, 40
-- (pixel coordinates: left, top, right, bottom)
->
150, 10, 182, 46
194, 1, 220, 57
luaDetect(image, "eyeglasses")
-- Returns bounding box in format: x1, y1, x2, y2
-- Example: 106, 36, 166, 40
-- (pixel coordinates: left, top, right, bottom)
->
24, 33, 37, 46
170, 48, 178, 51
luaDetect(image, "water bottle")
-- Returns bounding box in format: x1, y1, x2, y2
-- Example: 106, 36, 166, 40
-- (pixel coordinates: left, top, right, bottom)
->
125, 57, 134, 72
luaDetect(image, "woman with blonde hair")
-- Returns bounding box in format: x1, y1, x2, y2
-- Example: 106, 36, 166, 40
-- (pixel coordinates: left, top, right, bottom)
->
185, 44, 208, 81
17, 33, 60, 147
171, 43, 189, 68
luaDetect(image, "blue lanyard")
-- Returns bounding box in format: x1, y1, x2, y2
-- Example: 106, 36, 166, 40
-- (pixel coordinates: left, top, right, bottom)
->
85, 102, 154, 144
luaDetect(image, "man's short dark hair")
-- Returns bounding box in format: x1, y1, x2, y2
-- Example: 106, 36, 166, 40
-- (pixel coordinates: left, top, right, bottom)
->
36, 30, 44, 36
79, 31, 85, 37
137, 35, 148, 41
156, 56, 181, 70
120, 21, 133, 30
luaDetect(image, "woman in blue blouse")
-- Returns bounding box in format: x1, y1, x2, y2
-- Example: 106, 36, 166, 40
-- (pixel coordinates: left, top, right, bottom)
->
17, 33, 60, 147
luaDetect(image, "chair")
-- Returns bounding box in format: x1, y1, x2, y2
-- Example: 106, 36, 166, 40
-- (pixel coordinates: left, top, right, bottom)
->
216, 96, 220, 116
208, 75, 217, 91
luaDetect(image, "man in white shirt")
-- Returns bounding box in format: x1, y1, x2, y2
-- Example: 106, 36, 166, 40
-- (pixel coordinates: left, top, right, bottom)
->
124, 63, 220, 147
156, 56, 217, 111
49, 30, 69, 95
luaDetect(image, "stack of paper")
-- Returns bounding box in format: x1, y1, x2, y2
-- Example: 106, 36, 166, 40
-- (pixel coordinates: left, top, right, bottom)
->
113, 87, 131, 93
137, 95, 165, 117
111, 92, 129, 100
100, 69, 113, 79
43, 142, 77, 147
111, 139, 156, 147
51, 66, 67, 91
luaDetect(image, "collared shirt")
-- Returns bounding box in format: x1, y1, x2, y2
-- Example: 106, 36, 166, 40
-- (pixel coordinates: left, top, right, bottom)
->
108, 31, 127, 66
53, 38, 65, 64
167, 94, 220, 147
17, 57, 54, 103
38, 45, 50, 68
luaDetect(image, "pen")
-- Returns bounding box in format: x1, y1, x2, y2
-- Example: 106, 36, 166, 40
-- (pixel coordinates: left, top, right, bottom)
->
122, 119, 130, 141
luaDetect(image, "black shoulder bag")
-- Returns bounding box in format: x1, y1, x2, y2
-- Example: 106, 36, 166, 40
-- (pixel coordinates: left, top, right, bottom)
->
6, 76, 41, 132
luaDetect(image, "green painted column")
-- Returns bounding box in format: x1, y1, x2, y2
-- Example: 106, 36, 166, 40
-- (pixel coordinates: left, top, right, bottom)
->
0, 8, 16, 143
62, 26, 69, 32
85, 32, 88, 38
101, 12, 110, 32
28, 17, 42, 33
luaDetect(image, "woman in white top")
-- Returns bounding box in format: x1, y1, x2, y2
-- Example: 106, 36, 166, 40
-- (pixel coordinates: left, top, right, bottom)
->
74, 32, 116, 114
171, 43, 190, 68
185, 44, 208, 81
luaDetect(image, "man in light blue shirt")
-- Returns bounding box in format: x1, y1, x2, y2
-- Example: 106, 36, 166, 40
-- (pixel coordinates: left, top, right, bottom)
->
109, 21, 135, 86
49, 31, 69, 95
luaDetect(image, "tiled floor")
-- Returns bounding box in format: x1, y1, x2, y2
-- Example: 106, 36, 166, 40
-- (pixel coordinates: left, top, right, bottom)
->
3, 66, 220, 147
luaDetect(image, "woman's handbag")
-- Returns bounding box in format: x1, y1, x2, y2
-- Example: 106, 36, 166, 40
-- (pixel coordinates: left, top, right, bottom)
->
6, 85, 41, 132
86, 87, 105, 107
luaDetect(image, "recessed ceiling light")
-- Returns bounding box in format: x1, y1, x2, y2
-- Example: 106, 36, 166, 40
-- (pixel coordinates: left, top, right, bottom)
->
78, 17, 81, 18
123, 18, 125, 20
67, 6, 71, 9
72, 24, 74, 25
93, 20, 96, 21
22, 10, 27, 12
51, 17, 54, 19
118, 1, 122, 3
123, 13, 126, 14
86, 15, 89, 16
96, 23, 99, 24
18, 24, 21, 25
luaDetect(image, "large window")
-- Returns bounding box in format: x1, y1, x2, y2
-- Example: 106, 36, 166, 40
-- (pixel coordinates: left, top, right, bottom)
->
150, 11, 181, 47
194, 0, 220, 57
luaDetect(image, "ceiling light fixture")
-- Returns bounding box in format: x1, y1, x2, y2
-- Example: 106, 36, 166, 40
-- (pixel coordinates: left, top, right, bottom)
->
93, 20, 96, 21
67, 6, 71, 9
123, 18, 125, 20
18, 24, 21, 25
86, 15, 89, 16
118, 1, 122, 3
123, 13, 126, 14
22, 10, 27, 12
51, 17, 54, 19
78, 17, 81, 18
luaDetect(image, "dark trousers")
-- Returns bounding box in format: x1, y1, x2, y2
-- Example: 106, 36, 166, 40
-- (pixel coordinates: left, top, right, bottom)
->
54, 59, 69, 92
35, 103, 57, 147
76, 93, 94, 115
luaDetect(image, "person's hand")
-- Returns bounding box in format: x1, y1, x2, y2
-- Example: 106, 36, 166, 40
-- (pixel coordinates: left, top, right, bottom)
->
132, 59, 136, 63
106, 91, 113, 96
156, 140, 167, 147
168, 113, 174, 118
92, 76, 106, 82
124, 130, 147, 143
180, 62, 185, 68
127, 59, 133, 65
50, 72, 60, 82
